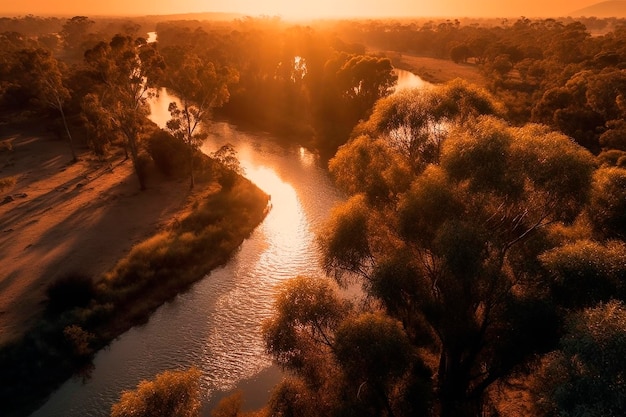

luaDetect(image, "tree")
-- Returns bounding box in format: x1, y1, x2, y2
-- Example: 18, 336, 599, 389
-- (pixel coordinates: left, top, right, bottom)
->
60, 16, 94, 56
14, 48, 76, 161
263, 276, 350, 379
354, 80, 503, 172
110, 367, 201, 417
84, 35, 165, 190
163, 47, 237, 189
211, 144, 243, 190
587, 167, 626, 239
531, 301, 626, 417
540, 240, 626, 309
80, 93, 116, 158
334, 313, 415, 417
263, 276, 431, 416
320, 115, 596, 417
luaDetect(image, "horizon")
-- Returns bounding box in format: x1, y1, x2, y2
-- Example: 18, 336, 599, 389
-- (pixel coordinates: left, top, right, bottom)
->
0, 0, 606, 20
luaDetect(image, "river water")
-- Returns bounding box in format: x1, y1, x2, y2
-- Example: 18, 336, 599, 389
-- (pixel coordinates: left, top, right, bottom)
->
30, 70, 424, 417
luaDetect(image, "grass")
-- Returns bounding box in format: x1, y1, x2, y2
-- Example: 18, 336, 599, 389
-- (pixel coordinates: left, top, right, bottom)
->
381, 50, 487, 86
0, 175, 17, 192
0, 174, 269, 417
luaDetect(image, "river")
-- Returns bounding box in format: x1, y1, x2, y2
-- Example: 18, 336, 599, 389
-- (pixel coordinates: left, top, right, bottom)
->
30, 70, 424, 417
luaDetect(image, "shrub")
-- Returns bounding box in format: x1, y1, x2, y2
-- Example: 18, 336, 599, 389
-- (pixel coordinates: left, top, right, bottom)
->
146, 129, 188, 177
110, 367, 201, 417
0, 176, 17, 192
45, 273, 96, 314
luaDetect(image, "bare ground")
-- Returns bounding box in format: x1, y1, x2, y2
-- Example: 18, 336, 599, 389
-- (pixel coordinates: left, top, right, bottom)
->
0, 129, 193, 345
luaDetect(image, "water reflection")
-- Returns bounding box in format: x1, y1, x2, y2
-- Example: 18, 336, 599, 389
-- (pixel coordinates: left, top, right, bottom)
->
394, 68, 430, 91
31, 93, 342, 417
31, 72, 426, 417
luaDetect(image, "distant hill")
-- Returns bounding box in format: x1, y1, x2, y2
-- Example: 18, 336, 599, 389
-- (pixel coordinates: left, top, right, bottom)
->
570, 1, 626, 17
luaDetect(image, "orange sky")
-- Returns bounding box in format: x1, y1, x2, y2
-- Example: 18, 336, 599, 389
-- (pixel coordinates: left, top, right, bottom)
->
0, 0, 598, 19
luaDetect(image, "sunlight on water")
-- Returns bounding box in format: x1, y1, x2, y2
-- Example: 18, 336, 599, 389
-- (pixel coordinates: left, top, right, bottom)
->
31, 72, 412, 416
394, 68, 430, 91
29, 67, 422, 417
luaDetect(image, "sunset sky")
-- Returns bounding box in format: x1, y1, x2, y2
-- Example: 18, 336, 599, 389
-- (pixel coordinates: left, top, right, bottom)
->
0, 0, 599, 19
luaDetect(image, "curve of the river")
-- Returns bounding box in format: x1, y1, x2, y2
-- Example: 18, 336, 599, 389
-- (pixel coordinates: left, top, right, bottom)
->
30, 69, 425, 417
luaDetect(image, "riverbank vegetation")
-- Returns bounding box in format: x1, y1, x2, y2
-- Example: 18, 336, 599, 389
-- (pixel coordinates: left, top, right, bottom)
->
0, 171, 268, 416
1, 11, 626, 417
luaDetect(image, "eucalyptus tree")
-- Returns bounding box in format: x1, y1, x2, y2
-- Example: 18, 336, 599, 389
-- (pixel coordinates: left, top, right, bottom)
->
320, 115, 596, 417
161, 46, 237, 189
354, 79, 503, 173
84, 34, 164, 190
14, 48, 76, 161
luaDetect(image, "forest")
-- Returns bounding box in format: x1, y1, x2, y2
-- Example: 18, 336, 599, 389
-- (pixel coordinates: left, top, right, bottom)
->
0, 12, 625, 417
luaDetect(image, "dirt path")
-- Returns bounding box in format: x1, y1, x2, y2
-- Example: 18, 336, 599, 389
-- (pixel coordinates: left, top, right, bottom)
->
0, 130, 192, 345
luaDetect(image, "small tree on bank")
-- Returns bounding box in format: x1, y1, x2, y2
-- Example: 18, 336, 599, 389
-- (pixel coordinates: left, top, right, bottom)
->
162, 46, 237, 189
110, 367, 201, 417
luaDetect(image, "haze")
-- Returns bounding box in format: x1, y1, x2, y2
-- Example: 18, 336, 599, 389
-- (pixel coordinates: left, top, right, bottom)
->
0, 0, 597, 19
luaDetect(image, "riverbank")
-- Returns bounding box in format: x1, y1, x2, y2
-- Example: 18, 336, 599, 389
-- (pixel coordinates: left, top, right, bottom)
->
0, 127, 269, 417
376, 50, 487, 86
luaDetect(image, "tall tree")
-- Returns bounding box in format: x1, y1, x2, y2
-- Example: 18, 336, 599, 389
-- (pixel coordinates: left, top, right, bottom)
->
320, 115, 596, 417
15, 48, 77, 161
84, 35, 164, 190
60, 16, 94, 56
162, 46, 237, 189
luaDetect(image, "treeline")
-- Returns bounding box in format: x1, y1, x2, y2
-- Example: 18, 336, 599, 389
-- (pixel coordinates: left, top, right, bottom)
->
155, 17, 397, 155
331, 17, 626, 162
0, 15, 400, 166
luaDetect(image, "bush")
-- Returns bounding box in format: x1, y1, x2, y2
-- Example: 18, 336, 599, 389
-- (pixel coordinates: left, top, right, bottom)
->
0, 175, 17, 192
110, 367, 201, 417
45, 273, 96, 314
146, 129, 188, 177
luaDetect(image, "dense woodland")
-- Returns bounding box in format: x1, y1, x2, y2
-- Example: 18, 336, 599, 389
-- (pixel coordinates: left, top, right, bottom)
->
1, 12, 626, 417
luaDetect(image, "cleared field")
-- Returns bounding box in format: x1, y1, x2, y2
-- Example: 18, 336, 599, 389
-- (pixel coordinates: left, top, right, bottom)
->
380, 50, 487, 86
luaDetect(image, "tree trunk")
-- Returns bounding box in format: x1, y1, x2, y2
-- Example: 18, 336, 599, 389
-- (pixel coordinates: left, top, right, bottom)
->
438, 349, 483, 417
127, 133, 146, 191
59, 103, 77, 163
189, 144, 195, 190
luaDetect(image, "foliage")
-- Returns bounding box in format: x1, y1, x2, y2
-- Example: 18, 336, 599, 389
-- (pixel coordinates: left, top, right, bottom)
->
210, 391, 242, 417
540, 240, 626, 308
319, 114, 596, 416
11, 47, 77, 160
162, 46, 237, 188
80, 93, 116, 157
63, 325, 95, 358
329, 135, 411, 205
211, 144, 243, 190
84, 34, 165, 189
45, 272, 96, 314
263, 276, 350, 372
532, 301, 626, 417
355, 80, 503, 172
146, 129, 190, 178
587, 167, 626, 239
110, 368, 201, 417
